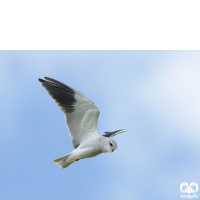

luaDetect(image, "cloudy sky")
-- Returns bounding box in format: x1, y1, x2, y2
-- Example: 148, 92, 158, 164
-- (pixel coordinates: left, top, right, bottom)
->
0, 51, 200, 200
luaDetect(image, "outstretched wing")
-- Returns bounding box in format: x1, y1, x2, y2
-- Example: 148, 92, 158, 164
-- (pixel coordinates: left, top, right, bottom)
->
102, 129, 127, 137
38, 77, 100, 148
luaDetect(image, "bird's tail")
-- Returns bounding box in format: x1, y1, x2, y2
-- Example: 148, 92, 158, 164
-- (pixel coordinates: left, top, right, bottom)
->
53, 153, 73, 169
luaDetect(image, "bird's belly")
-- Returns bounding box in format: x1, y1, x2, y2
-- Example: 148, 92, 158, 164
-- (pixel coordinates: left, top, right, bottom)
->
77, 148, 103, 159
86, 150, 103, 158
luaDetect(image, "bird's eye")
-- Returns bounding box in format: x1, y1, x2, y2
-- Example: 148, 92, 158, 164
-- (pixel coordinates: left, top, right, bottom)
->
110, 142, 113, 147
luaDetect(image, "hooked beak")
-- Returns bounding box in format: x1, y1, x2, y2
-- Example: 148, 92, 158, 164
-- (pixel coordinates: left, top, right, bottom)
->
112, 149, 115, 152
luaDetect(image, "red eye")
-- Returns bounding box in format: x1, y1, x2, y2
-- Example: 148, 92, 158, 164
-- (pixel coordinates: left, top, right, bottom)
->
110, 142, 113, 147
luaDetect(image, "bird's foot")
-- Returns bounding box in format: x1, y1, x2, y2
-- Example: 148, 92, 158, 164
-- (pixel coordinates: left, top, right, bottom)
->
73, 156, 80, 162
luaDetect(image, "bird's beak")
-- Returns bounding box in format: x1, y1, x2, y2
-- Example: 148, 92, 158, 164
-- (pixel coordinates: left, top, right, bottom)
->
112, 149, 115, 152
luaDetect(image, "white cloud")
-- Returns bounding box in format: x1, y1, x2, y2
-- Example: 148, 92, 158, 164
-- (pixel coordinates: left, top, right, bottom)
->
137, 53, 200, 139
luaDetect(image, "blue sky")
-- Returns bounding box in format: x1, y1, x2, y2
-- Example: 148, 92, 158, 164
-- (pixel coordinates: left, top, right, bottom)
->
0, 51, 200, 200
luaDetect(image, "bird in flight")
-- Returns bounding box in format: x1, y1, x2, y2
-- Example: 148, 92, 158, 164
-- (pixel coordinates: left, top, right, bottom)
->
38, 77, 127, 168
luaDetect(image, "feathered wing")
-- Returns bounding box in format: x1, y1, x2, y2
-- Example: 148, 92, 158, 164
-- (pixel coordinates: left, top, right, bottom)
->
103, 129, 127, 137
38, 77, 100, 148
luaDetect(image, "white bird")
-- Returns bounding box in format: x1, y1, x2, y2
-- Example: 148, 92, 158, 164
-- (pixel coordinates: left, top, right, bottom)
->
38, 77, 127, 169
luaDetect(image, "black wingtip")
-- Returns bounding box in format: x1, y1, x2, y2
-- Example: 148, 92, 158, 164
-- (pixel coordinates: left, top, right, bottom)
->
102, 129, 127, 137
38, 77, 53, 83
44, 77, 51, 81
38, 78, 44, 83
38, 77, 76, 114
44, 77, 58, 82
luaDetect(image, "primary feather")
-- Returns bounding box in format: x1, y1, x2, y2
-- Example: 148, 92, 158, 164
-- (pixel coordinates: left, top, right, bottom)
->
38, 77, 100, 148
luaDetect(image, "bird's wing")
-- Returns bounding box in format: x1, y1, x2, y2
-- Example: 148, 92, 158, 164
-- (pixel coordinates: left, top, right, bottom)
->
38, 77, 100, 148
102, 129, 127, 137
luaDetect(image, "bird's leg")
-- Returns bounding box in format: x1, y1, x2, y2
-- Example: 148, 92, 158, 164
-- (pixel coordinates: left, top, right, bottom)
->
73, 156, 80, 162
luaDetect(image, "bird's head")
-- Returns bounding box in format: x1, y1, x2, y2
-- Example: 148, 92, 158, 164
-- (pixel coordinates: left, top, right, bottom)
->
103, 137, 117, 153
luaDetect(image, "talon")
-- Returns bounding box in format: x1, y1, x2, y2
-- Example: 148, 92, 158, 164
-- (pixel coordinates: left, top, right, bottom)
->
73, 156, 80, 162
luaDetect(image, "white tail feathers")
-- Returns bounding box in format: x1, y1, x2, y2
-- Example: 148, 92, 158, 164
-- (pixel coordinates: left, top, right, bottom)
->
53, 153, 73, 169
